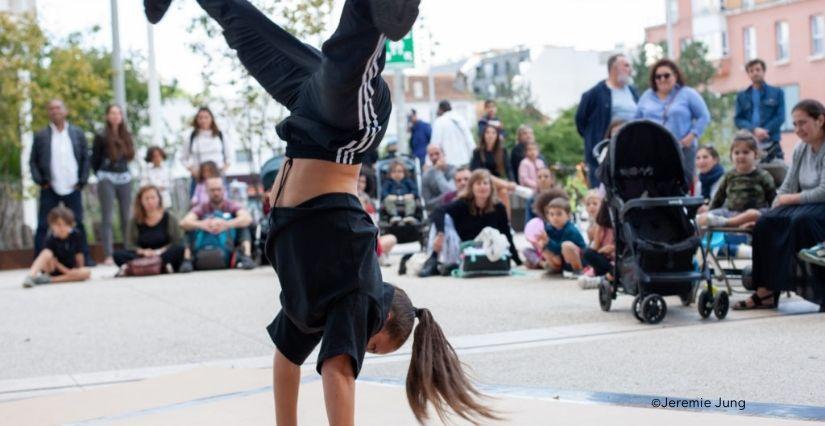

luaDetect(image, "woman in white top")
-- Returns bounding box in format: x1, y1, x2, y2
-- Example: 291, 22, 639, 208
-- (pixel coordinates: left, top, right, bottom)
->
182, 107, 232, 194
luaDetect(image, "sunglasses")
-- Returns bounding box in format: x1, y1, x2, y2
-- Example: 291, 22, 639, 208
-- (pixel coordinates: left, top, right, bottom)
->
655, 72, 673, 80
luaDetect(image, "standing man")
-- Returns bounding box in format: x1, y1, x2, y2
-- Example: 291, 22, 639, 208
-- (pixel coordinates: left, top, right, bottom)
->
734, 59, 786, 164
408, 109, 432, 166
477, 99, 503, 138
575, 53, 638, 188
430, 100, 476, 167
30, 99, 92, 263
421, 144, 455, 212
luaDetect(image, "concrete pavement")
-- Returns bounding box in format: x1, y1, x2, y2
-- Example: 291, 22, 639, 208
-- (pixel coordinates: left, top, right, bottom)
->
1, 243, 823, 424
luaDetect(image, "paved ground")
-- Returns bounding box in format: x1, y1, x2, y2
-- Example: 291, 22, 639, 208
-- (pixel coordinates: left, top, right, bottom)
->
1, 241, 824, 424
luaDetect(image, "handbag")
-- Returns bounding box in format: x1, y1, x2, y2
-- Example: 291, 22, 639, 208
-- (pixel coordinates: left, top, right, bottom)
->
126, 256, 163, 276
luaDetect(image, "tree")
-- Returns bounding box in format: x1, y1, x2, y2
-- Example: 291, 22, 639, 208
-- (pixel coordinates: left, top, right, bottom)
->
186, 0, 335, 173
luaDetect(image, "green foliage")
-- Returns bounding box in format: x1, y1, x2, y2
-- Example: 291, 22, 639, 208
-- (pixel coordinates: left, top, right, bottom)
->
0, 13, 182, 181
677, 41, 716, 89
495, 102, 583, 168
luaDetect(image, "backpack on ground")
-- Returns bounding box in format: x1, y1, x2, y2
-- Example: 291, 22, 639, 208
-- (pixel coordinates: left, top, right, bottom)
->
192, 211, 237, 270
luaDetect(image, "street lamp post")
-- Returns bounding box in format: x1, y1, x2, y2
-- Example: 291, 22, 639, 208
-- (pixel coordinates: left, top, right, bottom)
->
111, 0, 127, 116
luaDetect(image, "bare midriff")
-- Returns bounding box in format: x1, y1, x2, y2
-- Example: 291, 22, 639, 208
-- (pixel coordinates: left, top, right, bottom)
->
270, 157, 361, 208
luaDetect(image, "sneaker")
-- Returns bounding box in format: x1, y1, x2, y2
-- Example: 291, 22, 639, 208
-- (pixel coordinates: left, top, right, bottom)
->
237, 254, 256, 270
799, 243, 825, 267
389, 216, 402, 225
398, 253, 412, 275
577, 275, 602, 290
706, 214, 728, 228
562, 270, 579, 280
24, 275, 51, 288
179, 259, 194, 273
402, 216, 419, 225
439, 263, 459, 276
369, 0, 421, 41
417, 254, 439, 278
144, 0, 173, 24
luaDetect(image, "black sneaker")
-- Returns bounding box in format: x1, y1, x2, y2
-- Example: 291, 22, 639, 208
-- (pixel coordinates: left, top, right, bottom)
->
145, 0, 173, 24
398, 253, 413, 275
417, 254, 439, 278
179, 259, 194, 273
237, 254, 256, 270
369, 0, 420, 41
439, 263, 459, 276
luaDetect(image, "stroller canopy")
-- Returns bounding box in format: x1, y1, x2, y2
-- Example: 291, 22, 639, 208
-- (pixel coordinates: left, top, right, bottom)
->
607, 120, 688, 197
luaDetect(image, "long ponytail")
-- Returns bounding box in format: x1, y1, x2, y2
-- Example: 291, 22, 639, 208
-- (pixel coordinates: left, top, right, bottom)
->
385, 286, 499, 424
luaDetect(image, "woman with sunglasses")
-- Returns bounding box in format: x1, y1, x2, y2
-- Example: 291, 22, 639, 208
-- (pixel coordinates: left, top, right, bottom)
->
635, 59, 711, 188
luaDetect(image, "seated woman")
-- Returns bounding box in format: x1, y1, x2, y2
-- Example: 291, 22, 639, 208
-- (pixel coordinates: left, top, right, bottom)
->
471, 124, 516, 217
114, 185, 187, 275
695, 145, 724, 203
380, 160, 419, 225
418, 169, 522, 277
735, 100, 825, 311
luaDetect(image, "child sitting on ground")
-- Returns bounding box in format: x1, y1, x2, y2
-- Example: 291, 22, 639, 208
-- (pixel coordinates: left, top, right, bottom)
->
578, 201, 615, 289
697, 131, 776, 229
542, 198, 587, 276
190, 161, 221, 207
23, 206, 91, 287
522, 189, 568, 269
381, 160, 419, 225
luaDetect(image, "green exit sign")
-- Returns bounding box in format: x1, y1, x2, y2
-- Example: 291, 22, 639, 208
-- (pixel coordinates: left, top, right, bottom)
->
385, 32, 414, 68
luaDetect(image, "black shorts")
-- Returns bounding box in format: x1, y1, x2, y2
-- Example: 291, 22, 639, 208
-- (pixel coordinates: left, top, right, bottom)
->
198, 0, 391, 165
265, 193, 393, 376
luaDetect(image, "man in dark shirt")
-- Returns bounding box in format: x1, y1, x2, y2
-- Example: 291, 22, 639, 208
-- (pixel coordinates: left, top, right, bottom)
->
23, 206, 91, 287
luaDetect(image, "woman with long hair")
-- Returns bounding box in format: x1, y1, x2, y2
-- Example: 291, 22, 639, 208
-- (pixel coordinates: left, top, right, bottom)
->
91, 104, 135, 265
182, 106, 232, 195
419, 169, 522, 277
471, 124, 516, 217
635, 59, 711, 188
146, 1, 497, 424
113, 185, 187, 275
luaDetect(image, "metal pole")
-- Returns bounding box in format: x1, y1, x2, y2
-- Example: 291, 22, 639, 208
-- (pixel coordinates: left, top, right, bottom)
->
19, 70, 37, 233
111, 0, 127, 117
665, 0, 674, 58
393, 68, 408, 154
147, 23, 163, 146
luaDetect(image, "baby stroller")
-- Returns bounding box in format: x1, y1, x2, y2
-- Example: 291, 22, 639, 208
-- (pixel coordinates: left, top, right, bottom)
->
374, 154, 428, 247
594, 120, 727, 324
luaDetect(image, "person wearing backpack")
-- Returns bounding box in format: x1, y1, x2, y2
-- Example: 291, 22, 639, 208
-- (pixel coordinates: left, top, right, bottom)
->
182, 107, 232, 195
179, 176, 255, 271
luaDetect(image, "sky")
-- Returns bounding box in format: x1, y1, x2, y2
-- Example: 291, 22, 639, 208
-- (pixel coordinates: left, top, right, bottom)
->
34, 0, 666, 95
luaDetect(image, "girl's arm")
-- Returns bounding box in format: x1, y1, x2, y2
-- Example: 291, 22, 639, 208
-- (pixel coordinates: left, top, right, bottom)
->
708, 174, 728, 210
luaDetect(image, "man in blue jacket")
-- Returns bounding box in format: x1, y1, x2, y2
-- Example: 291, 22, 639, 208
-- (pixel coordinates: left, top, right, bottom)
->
575, 54, 638, 188
734, 59, 786, 163
408, 109, 432, 166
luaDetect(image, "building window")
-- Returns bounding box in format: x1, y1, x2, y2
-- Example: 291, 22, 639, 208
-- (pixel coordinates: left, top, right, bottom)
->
743, 0, 754, 9
812, 15, 825, 56
413, 81, 424, 99
743, 26, 757, 61
780, 84, 799, 132
775, 21, 790, 61
667, 0, 679, 22
722, 31, 729, 57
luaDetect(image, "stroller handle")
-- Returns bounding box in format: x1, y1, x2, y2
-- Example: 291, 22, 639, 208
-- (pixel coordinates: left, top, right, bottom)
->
592, 139, 609, 162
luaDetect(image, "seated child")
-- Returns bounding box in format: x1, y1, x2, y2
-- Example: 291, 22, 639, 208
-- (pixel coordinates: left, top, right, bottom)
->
23, 206, 91, 287
697, 131, 776, 229
190, 160, 221, 208
579, 201, 615, 289
381, 160, 419, 225
521, 190, 567, 269
541, 198, 587, 275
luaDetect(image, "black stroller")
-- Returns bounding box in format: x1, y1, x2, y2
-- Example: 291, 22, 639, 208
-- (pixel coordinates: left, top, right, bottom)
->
374, 154, 428, 246
594, 120, 728, 324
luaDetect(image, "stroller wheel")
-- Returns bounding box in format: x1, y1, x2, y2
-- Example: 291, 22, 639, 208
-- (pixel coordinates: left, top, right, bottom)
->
598, 281, 612, 312
697, 289, 713, 319
631, 295, 644, 322
713, 291, 729, 320
641, 294, 667, 324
